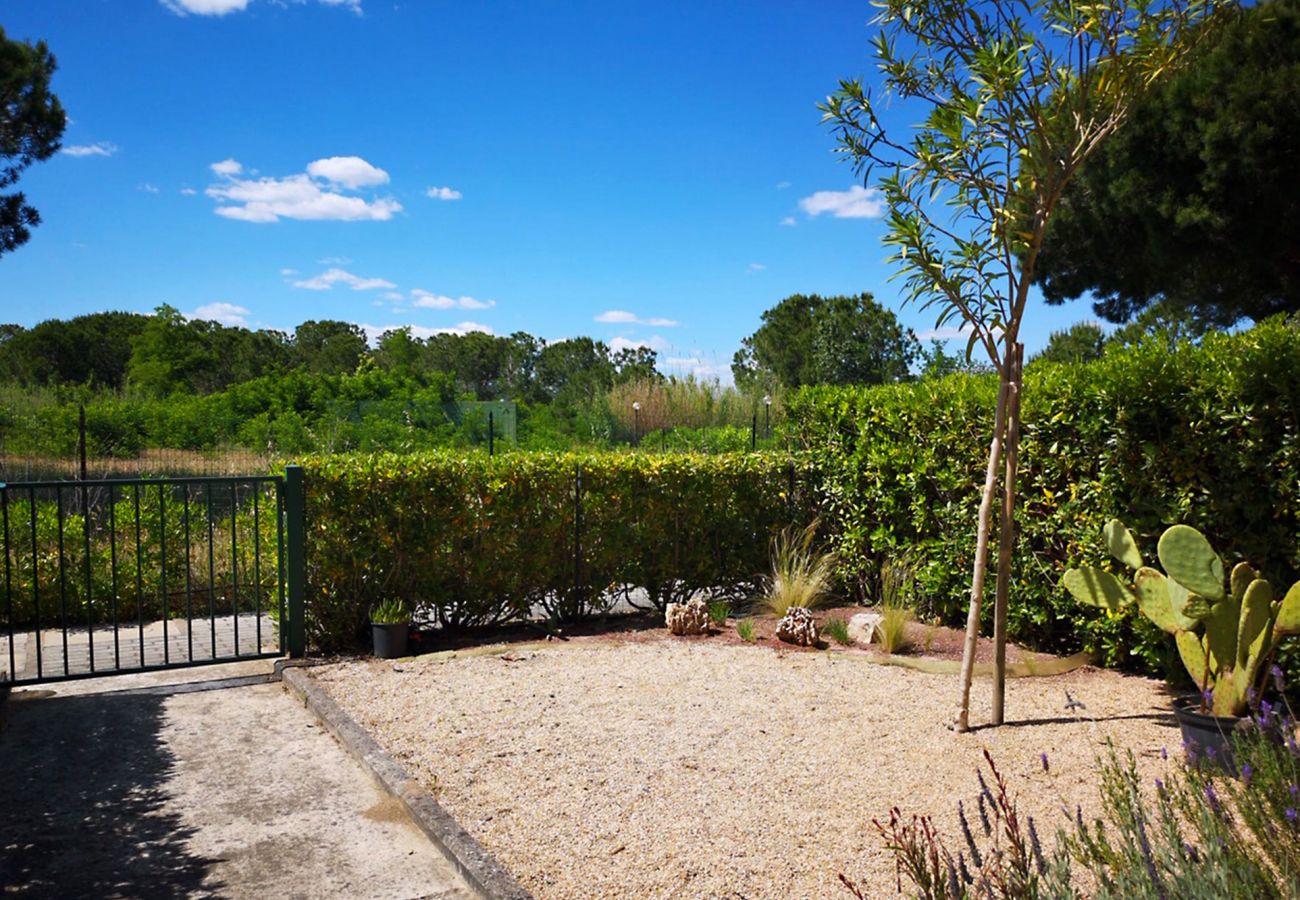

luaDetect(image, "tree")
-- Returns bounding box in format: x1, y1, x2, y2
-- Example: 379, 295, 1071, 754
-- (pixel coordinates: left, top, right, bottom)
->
1033, 322, 1106, 366
127, 305, 219, 397
612, 345, 661, 385
292, 320, 367, 375
1106, 299, 1213, 350
810, 293, 919, 385
0, 312, 147, 387
820, 0, 1224, 731
732, 293, 917, 388
1034, 0, 1300, 326
1, 27, 66, 255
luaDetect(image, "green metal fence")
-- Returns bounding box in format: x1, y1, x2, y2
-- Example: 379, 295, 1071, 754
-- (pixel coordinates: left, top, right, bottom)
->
0, 466, 305, 685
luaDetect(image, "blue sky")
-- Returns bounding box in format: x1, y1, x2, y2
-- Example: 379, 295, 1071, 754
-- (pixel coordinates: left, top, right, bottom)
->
2, 0, 1095, 383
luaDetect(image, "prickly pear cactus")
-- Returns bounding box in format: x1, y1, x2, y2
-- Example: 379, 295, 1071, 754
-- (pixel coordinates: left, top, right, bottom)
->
1063, 518, 1299, 717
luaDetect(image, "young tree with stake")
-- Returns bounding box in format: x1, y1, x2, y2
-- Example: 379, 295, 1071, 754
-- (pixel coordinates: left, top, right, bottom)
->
820, 0, 1232, 731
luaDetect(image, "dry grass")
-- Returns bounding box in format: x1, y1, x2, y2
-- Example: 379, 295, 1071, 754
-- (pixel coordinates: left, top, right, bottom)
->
757, 521, 837, 617
312, 639, 1180, 900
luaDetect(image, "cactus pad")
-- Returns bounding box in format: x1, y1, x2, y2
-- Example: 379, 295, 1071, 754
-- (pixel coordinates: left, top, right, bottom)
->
1237, 578, 1273, 672
1175, 630, 1208, 689
1104, 519, 1144, 569
1276, 581, 1300, 636
1133, 568, 1182, 634
1230, 562, 1257, 604
1062, 567, 1134, 611
1158, 525, 1225, 602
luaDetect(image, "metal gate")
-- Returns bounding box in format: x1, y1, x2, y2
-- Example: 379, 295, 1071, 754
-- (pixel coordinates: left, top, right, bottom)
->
1, 466, 305, 685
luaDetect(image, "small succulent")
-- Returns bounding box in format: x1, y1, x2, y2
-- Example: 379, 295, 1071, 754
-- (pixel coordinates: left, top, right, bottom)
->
1063, 519, 1299, 717
370, 598, 410, 625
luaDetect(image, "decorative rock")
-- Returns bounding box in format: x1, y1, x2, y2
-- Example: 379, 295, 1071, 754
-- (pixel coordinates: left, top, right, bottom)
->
775, 607, 819, 646
847, 612, 884, 645
665, 597, 710, 636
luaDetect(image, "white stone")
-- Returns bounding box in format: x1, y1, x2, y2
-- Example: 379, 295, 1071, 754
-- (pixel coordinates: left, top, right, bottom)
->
847, 612, 884, 645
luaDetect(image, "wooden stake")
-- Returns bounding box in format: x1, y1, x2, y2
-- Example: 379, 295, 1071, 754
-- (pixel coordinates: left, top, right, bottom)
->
991, 342, 1023, 726
953, 367, 1010, 733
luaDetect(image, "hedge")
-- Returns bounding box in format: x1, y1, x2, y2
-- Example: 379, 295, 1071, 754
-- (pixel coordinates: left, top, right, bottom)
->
786, 318, 1300, 677
300, 451, 818, 651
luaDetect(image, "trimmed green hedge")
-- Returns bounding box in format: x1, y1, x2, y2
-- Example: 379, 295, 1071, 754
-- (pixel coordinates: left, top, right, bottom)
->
787, 319, 1300, 676
301, 451, 818, 651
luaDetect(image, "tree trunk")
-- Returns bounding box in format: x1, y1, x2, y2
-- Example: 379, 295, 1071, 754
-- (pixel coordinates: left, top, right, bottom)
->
953, 366, 1011, 733
991, 342, 1024, 726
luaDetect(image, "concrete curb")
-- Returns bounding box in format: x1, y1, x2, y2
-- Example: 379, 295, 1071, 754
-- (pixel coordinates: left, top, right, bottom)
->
280, 666, 533, 900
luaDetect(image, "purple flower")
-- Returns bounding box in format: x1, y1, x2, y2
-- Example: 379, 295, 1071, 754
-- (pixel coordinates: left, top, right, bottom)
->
1241, 764, 1253, 786
1274, 664, 1286, 693
1040, 752, 1050, 773
1205, 783, 1224, 819
1202, 688, 1214, 708
1286, 807, 1298, 825
1161, 746, 1168, 761
1206, 744, 1217, 759
1289, 784, 1297, 800
1155, 778, 1165, 794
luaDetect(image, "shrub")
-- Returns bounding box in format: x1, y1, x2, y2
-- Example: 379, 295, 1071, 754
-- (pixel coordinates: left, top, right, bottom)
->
823, 617, 852, 645
301, 451, 819, 652
787, 318, 1300, 678
736, 618, 756, 642
708, 599, 730, 625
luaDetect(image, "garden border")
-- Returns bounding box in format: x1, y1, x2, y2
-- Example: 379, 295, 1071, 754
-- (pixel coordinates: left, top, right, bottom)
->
279, 664, 532, 900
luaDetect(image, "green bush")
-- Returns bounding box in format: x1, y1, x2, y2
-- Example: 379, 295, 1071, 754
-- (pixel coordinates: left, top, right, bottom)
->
300, 450, 819, 652
787, 318, 1300, 677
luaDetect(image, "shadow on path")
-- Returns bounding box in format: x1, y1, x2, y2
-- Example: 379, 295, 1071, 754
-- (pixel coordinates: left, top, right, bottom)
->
0, 688, 222, 898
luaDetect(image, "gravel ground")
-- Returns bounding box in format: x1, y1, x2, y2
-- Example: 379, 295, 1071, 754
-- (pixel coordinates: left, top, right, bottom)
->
311, 638, 1182, 899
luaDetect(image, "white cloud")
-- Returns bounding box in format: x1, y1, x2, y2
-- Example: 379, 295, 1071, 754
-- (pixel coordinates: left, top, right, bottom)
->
426, 186, 463, 201
187, 302, 251, 327
206, 156, 401, 223
776, 180, 792, 190
610, 335, 671, 354
180, 187, 197, 196
306, 156, 389, 189
594, 309, 680, 327
162, 0, 251, 14
356, 321, 493, 345
780, 216, 796, 227
747, 262, 766, 272
138, 183, 160, 194
280, 267, 299, 276
661, 354, 733, 383
61, 142, 117, 158
210, 158, 243, 176
290, 267, 396, 291
318, 256, 352, 265
382, 291, 405, 302
162, 0, 360, 15
410, 289, 495, 310
798, 185, 887, 219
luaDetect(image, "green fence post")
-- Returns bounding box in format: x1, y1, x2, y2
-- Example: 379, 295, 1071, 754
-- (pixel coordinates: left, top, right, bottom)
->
284, 464, 307, 659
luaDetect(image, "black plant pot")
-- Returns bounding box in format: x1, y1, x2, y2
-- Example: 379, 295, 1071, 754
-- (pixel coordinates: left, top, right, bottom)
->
371, 622, 410, 659
1173, 695, 1241, 775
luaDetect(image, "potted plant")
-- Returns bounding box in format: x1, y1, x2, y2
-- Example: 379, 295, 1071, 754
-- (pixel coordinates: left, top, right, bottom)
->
1063, 519, 1299, 768
370, 598, 411, 659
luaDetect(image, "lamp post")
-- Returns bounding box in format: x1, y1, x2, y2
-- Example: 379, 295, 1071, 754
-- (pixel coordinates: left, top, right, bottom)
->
632, 401, 641, 446
763, 394, 772, 439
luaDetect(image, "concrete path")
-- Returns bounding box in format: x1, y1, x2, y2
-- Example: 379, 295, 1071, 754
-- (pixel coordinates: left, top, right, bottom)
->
0, 661, 476, 899
2, 613, 275, 683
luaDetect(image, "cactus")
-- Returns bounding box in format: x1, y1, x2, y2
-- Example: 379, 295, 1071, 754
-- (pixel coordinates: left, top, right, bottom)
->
1063, 518, 1299, 717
